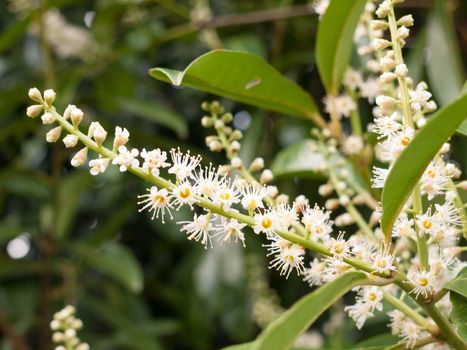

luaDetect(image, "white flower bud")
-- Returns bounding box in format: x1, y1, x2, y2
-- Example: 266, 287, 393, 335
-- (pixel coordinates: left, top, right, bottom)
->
266, 185, 279, 198
276, 194, 289, 204
398, 15, 414, 27
230, 140, 241, 153
372, 39, 391, 52
357, 45, 373, 56
375, 1, 391, 18
71, 148, 88, 167
367, 59, 381, 73
28, 87, 42, 102
379, 56, 395, 71
260, 169, 274, 184
339, 195, 350, 206
71, 108, 83, 126
208, 140, 222, 152
63, 104, 76, 120
335, 213, 354, 226
458, 180, 467, 191
52, 332, 64, 343
380, 72, 397, 84
41, 112, 56, 125
395, 64, 408, 77
113, 126, 129, 149
249, 157, 264, 172
26, 105, 43, 118
222, 112, 233, 123
397, 26, 410, 39
230, 130, 243, 141
55, 346, 66, 350
50, 320, 61, 330
352, 193, 367, 205
231, 157, 243, 168
76, 344, 90, 350
416, 118, 426, 128
370, 20, 388, 30
325, 199, 339, 210
43, 89, 56, 106
219, 165, 231, 176
214, 120, 224, 130
375, 95, 398, 110
46, 126, 62, 143
63, 134, 79, 148
336, 181, 346, 191
318, 183, 333, 197
64, 328, 76, 338
92, 123, 107, 144
425, 101, 437, 112
440, 143, 450, 154
201, 116, 213, 128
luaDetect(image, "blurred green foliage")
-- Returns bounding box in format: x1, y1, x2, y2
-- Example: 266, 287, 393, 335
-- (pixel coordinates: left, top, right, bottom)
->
0, 0, 466, 349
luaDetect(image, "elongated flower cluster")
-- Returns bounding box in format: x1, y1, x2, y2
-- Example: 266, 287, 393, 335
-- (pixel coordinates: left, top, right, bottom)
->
50, 305, 89, 350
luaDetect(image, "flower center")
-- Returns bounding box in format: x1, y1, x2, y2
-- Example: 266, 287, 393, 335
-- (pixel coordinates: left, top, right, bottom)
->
262, 217, 272, 229
419, 277, 429, 287
368, 293, 377, 301
422, 220, 432, 229
401, 136, 410, 146
179, 187, 191, 199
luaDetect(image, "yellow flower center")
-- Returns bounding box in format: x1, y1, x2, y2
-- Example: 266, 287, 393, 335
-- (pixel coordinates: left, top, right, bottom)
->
152, 195, 165, 205
401, 137, 410, 146
179, 187, 191, 199
422, 220, 432, 229
334, 243, 344, 255
427, 169, 435, 178
262, 217, 272, 229
419, 277, 429, 287
368, 293, 377, 302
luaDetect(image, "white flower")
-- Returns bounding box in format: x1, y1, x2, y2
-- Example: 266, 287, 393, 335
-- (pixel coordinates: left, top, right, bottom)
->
62, 134, 78, 148
370, 246, 396, 273
240, 183, 268, 211
169, 148, 201, 180
303, 258, 325, 287
400, 320, 426, 349
372, 112, 401, 138
190, 164, 225, 198
213, 218, 247, 247
275, 203, 298, 230
420, 158, 449, 200
407, 268, 435, 298
388, 310, 406, 335
138, 186, 173, 223
409, 83, 432, 111
360, 78, 382, 103
371, 166, 389, 188
312, 0, 329, 18
89, 156, 110, 176
113, 126, 129, 149
327, 232, 350, 259
345, 301, 374, 329
392, 213, 416, 238
376, 127, 414, 162
415, 207, 436, 237
343, 68, 363, 90
253, 210, 278, 238
112, 145, 139, 172
178, 214, 212, 248
323, 257, 349, 282
324, 94, 357, 119
140, 148, 170, 176
212, 178, 240, 210
301, 204, 333, 242
265, 236, 305, 279
342, 135, 363, 155
171, 181, 196, 209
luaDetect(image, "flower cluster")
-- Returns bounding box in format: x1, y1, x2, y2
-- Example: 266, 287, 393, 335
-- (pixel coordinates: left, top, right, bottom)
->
50, 305, 89, 350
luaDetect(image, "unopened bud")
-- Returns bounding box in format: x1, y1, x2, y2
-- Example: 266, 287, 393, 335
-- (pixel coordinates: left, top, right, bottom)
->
63, 134, 79, 148
375, 1, 391, 18
380, 72, 397, 84
325, 199, 339, 210
214, 119, 224, 130
398, 15, 414, 27
276, 194, 289, 204
249, 157, 264, 172
230, 130, 243, 141
440, 143, 450, 154
52, 332, 64, 343
335, 213, 354, 226
458, 180, 467, 191
370, 20, 388, 30
339, 195, 350, 206
267, 185, 279, 198
357, 45, 373, 56
71, 108, 83, 126
230, 140, 241, 153
28, 87, 42, 102
231, 157, 243, 168
318, 184, 333, 197
43, 89, 56, 106
416, 118, 426, 128
397, 26, 410, 39
26, 105, 43, 118
201, 116, 213, 128
208, 140, 222, 152
63, 104, 76, 120
260, 169, 273, 184
379, 56, 395, 71
41, 112, 56, 125
210, 101, 224, 114
219, 165, 231, 176
222, 112, 233, 123
71, 147, 88, 167
395, 64, 408, 77
46, 126, 62, 143
201, 101, 210, 111
372, 39, 391, 51
376, 95, 398, 110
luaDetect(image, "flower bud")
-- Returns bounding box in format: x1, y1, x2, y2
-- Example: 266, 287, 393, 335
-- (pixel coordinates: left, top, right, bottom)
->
41, 112, 56, 125
71, 108, 83, 126
43, 89, 56, 106
249, 157, 264, 172
339, 195, 350, 206
26, 105, 43, 118
231, 157, 242, 168
222, 112, 233, 123
28, 87, 43, 102
318, 183, 333, 197
52, 332, 64, 343
76, 344, 90, 350
214, 119, 224, 130
210, 101, 224, 114
208, 140, 222, 152
201, 101, 210, 111
440, 143, 450, 154
380, 72, 397, 84
357, 45, 373, 56
395, 63, 408, 77
375, 1, 391, 18
458, 180, 467, 191
219, 165, 231, 176
71, 147, 88, 167
260, 169, 273, 184
372, 39, 391, 52
370, 20, 388, 30
63, 134, 79, 148
230, 130, 243, 141
397, 26, 410, 39
335, 213, 354, 226
89, 122, 107, 144
325, 199, 339, 210
230, 140, 241, 153
376, 95, 398, 110
276, 194, 289, 204
267, 185, 278, 198
201, 116, 213, 128
50, 320, 61, 330
397, 15, 414, 27
46, 126, 62, 143
63, 104, 76, 120
379, 56, 395, 71
416, 117, 426, 128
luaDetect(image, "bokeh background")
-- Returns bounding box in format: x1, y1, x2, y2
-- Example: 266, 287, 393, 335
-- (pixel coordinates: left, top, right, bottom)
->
0, 1, 466, 349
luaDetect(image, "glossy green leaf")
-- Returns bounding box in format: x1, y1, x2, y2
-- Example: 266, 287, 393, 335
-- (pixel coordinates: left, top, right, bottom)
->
445, 267, 467, 299
0, 14, 33, 54
456, 82, 467, 136
381, 94, 467, 236
450, 292, 467, 340
271, 139, 369, 193
426, 0, 464, 106
316, 0, 367, 94
251, 272, 369, 350
71, 242, 144, 293
149, 50, 320, 123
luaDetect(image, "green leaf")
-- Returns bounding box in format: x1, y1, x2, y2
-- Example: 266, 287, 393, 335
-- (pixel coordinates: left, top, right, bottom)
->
107, 95, 188, 138
149, 50, 320, 123
426, 0, 464, 106
251, 272, 369, 350
353, 333, 399, 349
381, 93, 467, 236
71, 242, 144, 293
456, 82, 467, 136
450, 292, 467, 340
271, 139, 369, 193
0, 14, 33, 54
316, 0, 367, 94
445, 267, 467, 298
